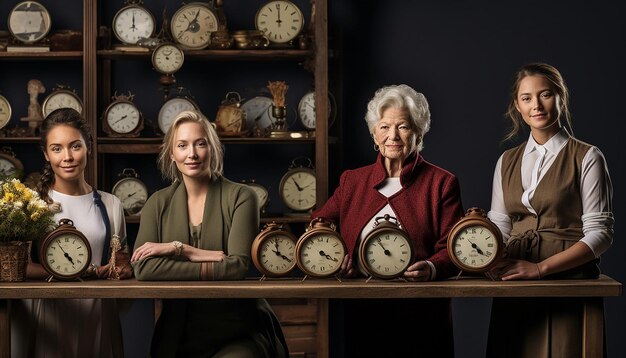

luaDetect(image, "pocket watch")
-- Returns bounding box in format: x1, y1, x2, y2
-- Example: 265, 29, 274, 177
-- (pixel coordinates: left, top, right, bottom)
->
111, 168, 149, 216
447, 207, 504, 273
357, 214, 414, 280
0, 94, 12, 130
298, 90, 336, 131
42, 85, 83, 118
251, 222, 298, 278
295, 218, 346, 278
0, 146, 24, 179
241, 96, 274, 137
8, 1, 52, 45
157, 92, 199, 135
215, 92, 247, 136
152, 42, 185, 75
39, 218, 92, 281
255, 0, 305, 45
242, 179, 269, 214
279, 157, 316, 212
112, 0, 156, 45
170, 2, 225, 50
102, 92, 144, 137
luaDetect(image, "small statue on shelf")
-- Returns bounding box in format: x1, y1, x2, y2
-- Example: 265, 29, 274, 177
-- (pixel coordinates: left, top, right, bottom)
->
20, 79, 46, 136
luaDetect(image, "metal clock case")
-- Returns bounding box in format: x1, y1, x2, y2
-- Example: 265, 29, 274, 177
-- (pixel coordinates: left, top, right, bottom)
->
279, 157, 316, 213
102, 92, 144, 137
170, 2, 226, 50
111, 168, 149, 216
297, 90, 337, 131
447, 207, 504, 274
295, 218, 346, 278
0, 94, 12, 130
151, 43, 185, 75
255, 0, 305, 46
251, 222, 298, 279
0, 146, 24, 179
357, 214, 414, 280
8, 1, 52, 45
112, 0, 156, 45
42, 85, 83, 118
39, 218, 92, 281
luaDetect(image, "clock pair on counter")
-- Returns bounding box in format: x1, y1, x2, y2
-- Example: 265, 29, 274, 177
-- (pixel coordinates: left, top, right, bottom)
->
42, 85, 83, 118
447, 207, 504, 277
0, 146, 24, 179
39, 218, 92, 282
279, 157, 316, 214
255, 0, 305, 47
158, 87, 199, 135
297, 90, 337, 132
241, 179, 269, 215
111, 168, 149, 216
101, 92, 144, 137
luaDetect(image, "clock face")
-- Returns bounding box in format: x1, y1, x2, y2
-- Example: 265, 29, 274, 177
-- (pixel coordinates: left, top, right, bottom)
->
297, 91, 335, 131
360, 229, 413, 279
241, 96, 274, 133
0, 157, 17, 177
106, 101, 141, 134
296, 233, 345, 277
8, 1, 52, 44
43, 233, 91, 278
0, 95, 11, 130
247, 182, 269, 211
450, 224, 500, 271
112, 177, 149, 215
42, 91, 83, 118
279, 168, 316, 212
255, 0, 305, 44
112, 5, 156, 45
157, 97, 198, 134
256, 234, 297, 276
171, 3, 220, 49
152, 43, 185, 75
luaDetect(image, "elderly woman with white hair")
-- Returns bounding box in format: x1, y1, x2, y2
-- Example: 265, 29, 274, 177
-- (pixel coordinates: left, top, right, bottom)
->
312, 84, 463, 357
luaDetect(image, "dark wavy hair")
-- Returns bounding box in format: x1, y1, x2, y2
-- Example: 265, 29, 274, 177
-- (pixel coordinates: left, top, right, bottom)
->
37, 108, 92, 203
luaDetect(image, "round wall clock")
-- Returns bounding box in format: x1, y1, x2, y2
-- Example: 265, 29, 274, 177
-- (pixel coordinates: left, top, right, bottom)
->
8, 1, 52, 44
357, 214, 414, 280
170, 2, 224, 50
42, 86, 83, 118
255, 0, 305, 45
112, 1, 156, 45
0, 146, 24, 179
297, 90, 336, 131
151, 43, 185, 75
157, 96, 199, 135
102, 92, 144, 137
111, 168, 149, 216
295, 218, 346, 278
241, 96, 274, 137
39, 218, 92, 281
447, 207, 504, 274
279, 157, 316, 212
0, 94, 12, 130
251, 222, 298, 278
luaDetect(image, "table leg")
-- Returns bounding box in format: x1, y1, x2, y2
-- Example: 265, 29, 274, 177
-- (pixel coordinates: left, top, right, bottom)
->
0, 299, 9, 358
582, 297, 603, 358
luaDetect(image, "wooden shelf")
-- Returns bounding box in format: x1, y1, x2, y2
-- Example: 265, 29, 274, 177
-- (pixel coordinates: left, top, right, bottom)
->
97, 49, 312, 61
0, 51, 83, 60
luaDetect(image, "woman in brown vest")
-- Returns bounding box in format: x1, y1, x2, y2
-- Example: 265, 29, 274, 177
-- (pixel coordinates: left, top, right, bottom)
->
485, 63, 614, 357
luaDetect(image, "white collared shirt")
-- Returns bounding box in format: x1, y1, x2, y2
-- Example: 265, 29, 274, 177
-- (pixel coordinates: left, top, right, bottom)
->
488, 128, 614, 257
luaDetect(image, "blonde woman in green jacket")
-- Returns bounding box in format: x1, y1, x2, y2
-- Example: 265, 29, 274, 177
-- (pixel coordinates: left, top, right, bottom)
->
131, 110, 288, 358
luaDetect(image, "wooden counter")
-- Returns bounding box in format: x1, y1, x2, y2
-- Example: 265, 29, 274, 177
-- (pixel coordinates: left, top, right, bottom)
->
0, 275, 621, 358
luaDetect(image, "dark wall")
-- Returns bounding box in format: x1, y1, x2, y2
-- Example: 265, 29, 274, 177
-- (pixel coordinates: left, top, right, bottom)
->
329, 1, 625, 357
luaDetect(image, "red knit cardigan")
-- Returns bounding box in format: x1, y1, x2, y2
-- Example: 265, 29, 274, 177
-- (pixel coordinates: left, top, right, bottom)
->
312, 153, 464, 279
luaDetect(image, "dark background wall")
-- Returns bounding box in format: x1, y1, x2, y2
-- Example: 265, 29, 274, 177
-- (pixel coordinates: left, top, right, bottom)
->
329, 1, 624, 357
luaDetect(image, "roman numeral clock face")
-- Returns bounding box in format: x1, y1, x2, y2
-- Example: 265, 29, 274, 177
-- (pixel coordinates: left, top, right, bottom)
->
255, 0, 305, 44
451, 225, 500, 272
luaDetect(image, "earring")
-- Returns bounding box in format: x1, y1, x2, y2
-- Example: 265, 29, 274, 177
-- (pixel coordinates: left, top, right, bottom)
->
374, 143, 379, 152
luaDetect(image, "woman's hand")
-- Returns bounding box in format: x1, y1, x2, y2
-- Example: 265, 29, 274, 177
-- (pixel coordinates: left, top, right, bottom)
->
487, 259, 541, 281
403, 260, 432, 281
131, 242, 174, 262
339, 254, 357, 278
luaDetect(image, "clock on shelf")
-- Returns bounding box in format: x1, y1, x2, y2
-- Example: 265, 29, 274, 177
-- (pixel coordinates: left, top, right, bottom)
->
214, 92, 247, 137
241, 95, 274, 137
39, 218, 92, 282
0, 146, 24, 180
170, 2, 226, 50
157, 87, 199, 135
42, 85, 83, 118
7, 1, 52, 45
298, 90, 337, 131
255, 0, 305, 46
101, 92, 144, 137
251, 222, 298, 279
111, 168, 149, 216
0, 94, 12, 130
241, 179, 270, 215
112, 0, 156, 45
151, 42, 185, 75
279, 157, 316, 214
295, 218, 346, 279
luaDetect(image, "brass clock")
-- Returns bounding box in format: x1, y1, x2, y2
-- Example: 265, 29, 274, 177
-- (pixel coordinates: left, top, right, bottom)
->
111, 168, 149, 216
42, 85, 83, 118
8, 1, 52, 45
296, 218, 346, 278
0, 94, 12, 130
152, 42, 185, 75
447, 207, 504, 273
255, 0, 305, 45
357, 214, 414, 280
102, 92, 144, 137
215, 92, 247, 136
0, 146, 24, 179
112, 0, 156, 45
170, 2, 225, 50
279, 157, 316, 212
39, 218, 92, 281
251, 222, 297, 278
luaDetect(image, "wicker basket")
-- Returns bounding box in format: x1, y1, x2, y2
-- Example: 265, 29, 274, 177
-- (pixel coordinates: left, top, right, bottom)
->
0, 241, 29, 282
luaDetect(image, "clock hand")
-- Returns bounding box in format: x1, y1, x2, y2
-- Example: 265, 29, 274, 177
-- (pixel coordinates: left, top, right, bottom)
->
467, 239, 486, 256
113, 114, 128, 125
291, 178, 304, 191
56, 240, 75, 265
276, 4, 282, 27
377, 238, 391, 256
300, 182, 314, 190
319, 250, 338, 262
130, 12, 137, 31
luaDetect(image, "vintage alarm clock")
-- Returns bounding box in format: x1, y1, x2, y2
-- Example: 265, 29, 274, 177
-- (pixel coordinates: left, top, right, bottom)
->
279, 157, 316, 213
255, 0, 305, 46
101, 92, 144, 137
295, 218, 346, 279
357, 214, 414, 280
111, 168, 149, 216
42, 85, 83, 118
112, 0, 156, 45
0, 94, 12, 130
297, 90, 336, 131
8, 1, 52, 45
251, 222, 298, 279
214, 92, 247, 136
170, 2, 225, 50
0, 146, 24, 179
447, 207, 504, 274
151, 42, 185, 75
39, 218, 92, 281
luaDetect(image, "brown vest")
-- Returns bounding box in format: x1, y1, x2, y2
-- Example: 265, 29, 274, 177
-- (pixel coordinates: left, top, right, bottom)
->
500, 137, 599, 278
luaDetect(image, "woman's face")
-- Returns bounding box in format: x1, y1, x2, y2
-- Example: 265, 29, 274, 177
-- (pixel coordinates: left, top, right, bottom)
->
373, 107, 414, 162
170, 122, 210, 179
44, 124, 88, 184
515, 75, 560, 139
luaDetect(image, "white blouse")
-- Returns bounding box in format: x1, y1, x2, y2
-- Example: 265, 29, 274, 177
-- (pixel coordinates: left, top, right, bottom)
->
488, 128, 614, 257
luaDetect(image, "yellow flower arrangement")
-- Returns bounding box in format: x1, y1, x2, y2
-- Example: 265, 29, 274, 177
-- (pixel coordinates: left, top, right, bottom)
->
0, 178, 55, 242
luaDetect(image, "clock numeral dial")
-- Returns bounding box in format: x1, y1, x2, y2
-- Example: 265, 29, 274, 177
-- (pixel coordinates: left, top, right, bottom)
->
113, 6, 156, 45
259, 235, 296, 275
452, 225, 499, 269
106, 102, 140, 134
157, 97, 198, 134
171, 4, 220, 49
112, 177, 149, 216
0, 95, 11, 130
363, 233, 412, 278
44, 234, 90, 276
280, 170, 316, 212
42, 91, 83, 118
255, 0, 305, 44
297, 235, 344, 276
